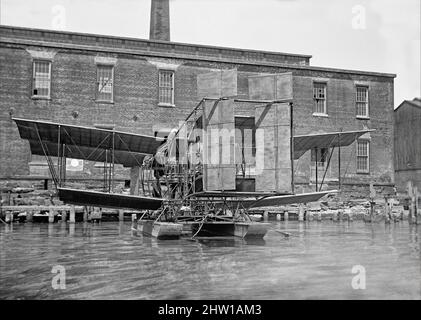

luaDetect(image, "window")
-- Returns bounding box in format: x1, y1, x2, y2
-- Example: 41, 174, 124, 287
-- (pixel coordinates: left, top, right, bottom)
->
310, 148, 331, 181
158, 70, 174, 105
311, 148, 329, 169
356, 140, 369, 173
356, 86, 369, 118
96, 65, 114, 102
313, 82, 327, 115
32, 60, 51, 98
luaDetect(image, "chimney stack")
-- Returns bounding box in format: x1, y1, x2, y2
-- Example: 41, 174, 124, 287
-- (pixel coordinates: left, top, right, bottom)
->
149, 0, 170, 41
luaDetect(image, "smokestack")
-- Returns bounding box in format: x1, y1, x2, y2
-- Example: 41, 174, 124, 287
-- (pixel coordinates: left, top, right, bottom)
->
149, 0, 170, 41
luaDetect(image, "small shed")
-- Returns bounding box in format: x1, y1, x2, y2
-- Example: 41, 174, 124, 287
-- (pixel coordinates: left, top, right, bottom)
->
394, 98, 421, 192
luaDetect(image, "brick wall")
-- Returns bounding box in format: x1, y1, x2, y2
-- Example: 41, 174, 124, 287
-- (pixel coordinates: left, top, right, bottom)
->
0, 39, 395, 191
292, 75, 395, 185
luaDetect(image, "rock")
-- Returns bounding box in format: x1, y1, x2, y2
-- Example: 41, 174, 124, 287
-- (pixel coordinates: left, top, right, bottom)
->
349, 199, 370, 207
327, 202, 339, 210
32, 190, 54, 197
11, 187, 34, 194
52, 199, 64, 206
13, 198, 31, 206
308, 202, 321, 211
350, 205, 367, 216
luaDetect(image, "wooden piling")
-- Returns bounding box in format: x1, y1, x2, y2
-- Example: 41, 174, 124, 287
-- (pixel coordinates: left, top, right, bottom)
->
407, 181, 414, 224
69, 206, 75, 223
263, 211, 269, 221
48, 223, 53, 236
370, 201, 375, 222
284, 211, 289, 221
5, 211, 13, 223
48, 208, 55, 223
407, 182, 417, 225
414, 186, 419, 224
317, 212, 322, 221
276, 214, 281, 221
83, 206, 89, 222
26, 211, 33, 222
89, 207, 100, 223
307, 211, 314, 222
119, 210, 124, 222
298, 204, 305, 222
384, 198, 391, 224
338, 209, 343, 222
61, 210, 67, 222
332, 210, 338, 222
131, 214, 137, 223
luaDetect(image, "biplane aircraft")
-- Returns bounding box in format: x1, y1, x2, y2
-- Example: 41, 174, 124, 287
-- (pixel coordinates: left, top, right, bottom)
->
13, 70, 373, 239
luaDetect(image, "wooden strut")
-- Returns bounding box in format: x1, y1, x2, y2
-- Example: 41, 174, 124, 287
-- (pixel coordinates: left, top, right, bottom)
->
315, 147, 318, 192
61, 143, 66, 186
318, 134, 339, 191
104, 149, 108, 192
111, 131, 115, 192
57, 125, 61, 187
34, 123, 59, 189
290, 102, 294, 194
319, 146, 335, 191
338, 133, 341, 190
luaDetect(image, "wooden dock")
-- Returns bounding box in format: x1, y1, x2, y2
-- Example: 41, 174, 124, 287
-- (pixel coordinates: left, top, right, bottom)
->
0, 205, 140, 223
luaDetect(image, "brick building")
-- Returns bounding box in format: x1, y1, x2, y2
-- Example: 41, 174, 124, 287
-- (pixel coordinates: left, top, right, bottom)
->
394, 98, 421, 192
0, 0, 396, 194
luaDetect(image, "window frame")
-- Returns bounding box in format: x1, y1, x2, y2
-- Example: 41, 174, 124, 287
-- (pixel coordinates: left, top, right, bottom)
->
356, 85, 369, 119
96, 64, 114, 103
310, 148, 332, 182
32, 59, 52, 100
158, 69, 175, 107
311, 148, 329, 168
356, 139, 370, 174
312, 81, 328, 117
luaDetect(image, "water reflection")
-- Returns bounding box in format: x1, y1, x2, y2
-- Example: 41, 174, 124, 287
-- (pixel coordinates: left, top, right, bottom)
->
0, 221, 420, 299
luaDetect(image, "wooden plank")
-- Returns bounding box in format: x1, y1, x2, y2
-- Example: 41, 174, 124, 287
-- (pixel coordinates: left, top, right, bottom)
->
255, 103, 292, 193
2, 205, 73, 211
202, 99, 236, 191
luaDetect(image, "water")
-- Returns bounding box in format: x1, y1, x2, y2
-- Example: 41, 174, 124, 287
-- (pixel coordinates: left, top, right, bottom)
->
0, 221, 420, 300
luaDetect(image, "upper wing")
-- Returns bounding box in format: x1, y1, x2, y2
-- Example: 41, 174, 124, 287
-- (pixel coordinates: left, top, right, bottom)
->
293, 129, 375, 159
13, 117, 165, 166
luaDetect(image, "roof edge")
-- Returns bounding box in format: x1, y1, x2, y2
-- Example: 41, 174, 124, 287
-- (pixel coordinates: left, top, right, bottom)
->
395, 100, 421, 111
0, 24, 313, 59
0, 36, 397, 79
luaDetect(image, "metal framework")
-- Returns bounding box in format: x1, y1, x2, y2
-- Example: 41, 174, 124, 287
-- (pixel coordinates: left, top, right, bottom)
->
12, 99, 372, 231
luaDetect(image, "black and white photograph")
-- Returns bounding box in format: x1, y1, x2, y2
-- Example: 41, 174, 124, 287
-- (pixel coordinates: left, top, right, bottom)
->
0, 0, 420, 307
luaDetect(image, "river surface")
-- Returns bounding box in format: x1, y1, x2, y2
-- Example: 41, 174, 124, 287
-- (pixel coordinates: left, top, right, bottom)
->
0, 220, 420, 300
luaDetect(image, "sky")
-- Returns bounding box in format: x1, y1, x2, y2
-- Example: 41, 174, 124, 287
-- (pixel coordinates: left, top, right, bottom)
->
1, 0, 420, 106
